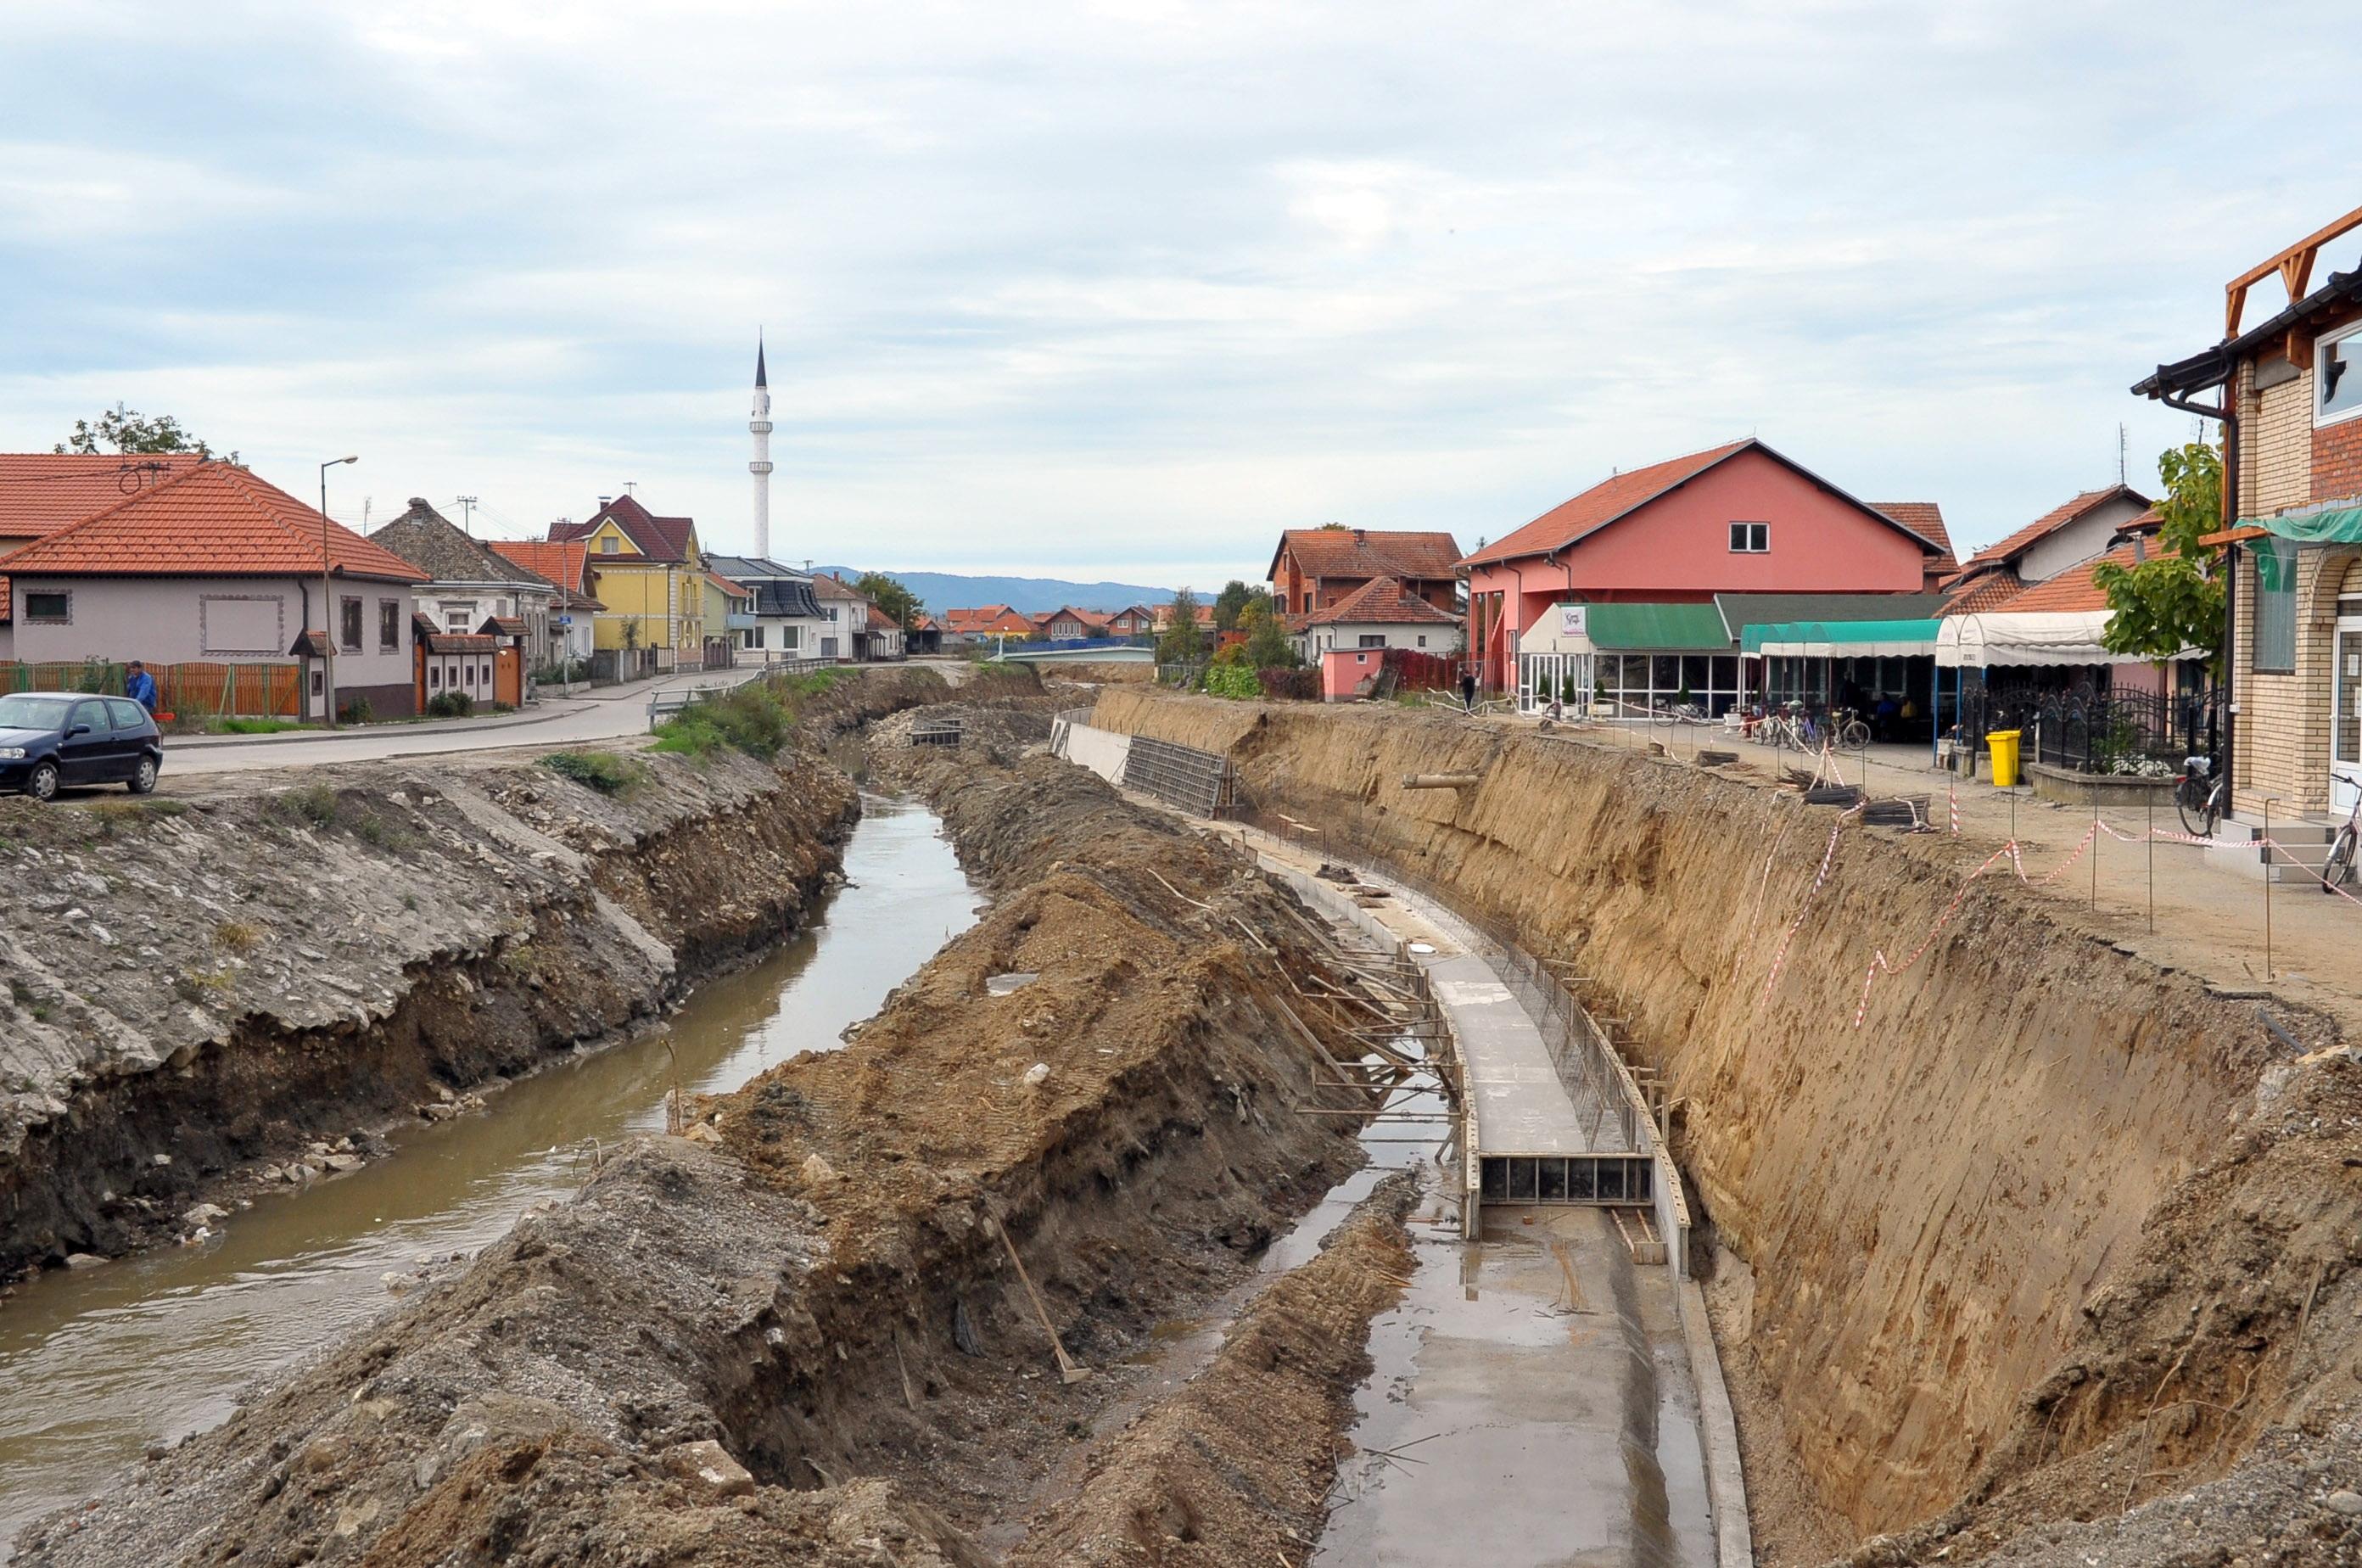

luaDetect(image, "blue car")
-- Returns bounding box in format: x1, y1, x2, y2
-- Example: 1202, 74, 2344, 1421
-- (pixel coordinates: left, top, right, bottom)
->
0, 692, 165, 802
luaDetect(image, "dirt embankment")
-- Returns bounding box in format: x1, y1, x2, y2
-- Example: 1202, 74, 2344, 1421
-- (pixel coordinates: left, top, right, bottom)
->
1089, 688, 2362, 1565
18, 748, 1403, 1566
0, 668, 950, 1279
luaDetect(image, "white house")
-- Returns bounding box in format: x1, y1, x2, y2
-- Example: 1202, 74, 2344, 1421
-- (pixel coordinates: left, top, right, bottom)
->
705, 553, 830, 664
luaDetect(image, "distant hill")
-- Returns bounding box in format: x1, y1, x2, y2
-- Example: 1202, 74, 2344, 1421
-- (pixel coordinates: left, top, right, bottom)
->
814, 568, 1184, 616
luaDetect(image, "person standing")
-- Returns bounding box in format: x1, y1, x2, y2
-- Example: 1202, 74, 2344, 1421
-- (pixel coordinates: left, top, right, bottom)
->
125, 660, 160, 714
1459, 667, 1478, 712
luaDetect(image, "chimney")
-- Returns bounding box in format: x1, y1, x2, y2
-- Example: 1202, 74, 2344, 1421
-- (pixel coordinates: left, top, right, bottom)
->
407, 496, 430, 510
597, 496, 613, 508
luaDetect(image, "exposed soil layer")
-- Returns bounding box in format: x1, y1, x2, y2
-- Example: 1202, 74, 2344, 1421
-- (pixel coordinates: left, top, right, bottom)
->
16, 743, 1391, 1565
0, 667, 950, 1279
1087, 688, 2362, 1565
1005, 1179, 1416, 1567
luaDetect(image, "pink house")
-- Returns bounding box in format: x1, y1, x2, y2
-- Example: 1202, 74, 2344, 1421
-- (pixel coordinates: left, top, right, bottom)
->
1460, 440, 1953, 691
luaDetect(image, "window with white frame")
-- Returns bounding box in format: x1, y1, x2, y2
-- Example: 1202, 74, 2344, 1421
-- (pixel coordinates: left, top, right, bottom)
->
2319, 321, 2362, 424
1729, 522, 1770, 553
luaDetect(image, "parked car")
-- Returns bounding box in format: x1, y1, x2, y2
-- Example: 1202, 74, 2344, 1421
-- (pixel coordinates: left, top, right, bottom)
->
0, 692, 164, 801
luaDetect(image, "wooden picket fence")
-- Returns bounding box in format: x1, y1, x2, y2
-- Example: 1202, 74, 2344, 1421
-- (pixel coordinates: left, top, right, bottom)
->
1, 659, 300, 718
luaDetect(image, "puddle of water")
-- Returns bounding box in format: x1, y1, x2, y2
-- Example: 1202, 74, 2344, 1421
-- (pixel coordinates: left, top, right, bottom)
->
0, 795, 982, 1553
1313, 1200, 1713, 1568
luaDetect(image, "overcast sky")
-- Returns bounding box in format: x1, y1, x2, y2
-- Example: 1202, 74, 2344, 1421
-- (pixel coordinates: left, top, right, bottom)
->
1, 2, 2351, 588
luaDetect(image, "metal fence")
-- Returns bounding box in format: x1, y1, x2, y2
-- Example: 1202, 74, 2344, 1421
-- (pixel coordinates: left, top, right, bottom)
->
1957, 680, 2219, 775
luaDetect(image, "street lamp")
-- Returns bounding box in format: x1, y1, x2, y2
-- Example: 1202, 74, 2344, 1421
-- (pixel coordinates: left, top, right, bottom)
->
320, 456, 357, 727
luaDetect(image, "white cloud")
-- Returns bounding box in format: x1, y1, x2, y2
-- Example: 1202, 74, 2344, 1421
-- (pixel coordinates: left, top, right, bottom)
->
0, 0, 2348, 584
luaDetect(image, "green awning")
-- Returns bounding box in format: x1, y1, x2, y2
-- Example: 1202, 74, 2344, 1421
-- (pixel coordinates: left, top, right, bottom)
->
1583, 602, 1732, 651
2246, 505, 2362, 545
1741, 619, 1939, 657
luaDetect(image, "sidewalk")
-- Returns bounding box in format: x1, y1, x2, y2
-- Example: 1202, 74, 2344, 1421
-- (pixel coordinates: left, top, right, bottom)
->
166, 667, 758, 751
1498, 711, 2362, 1034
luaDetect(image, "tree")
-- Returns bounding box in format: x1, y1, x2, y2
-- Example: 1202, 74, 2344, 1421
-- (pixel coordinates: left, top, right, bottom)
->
57, 403, 237, 464
1158, 588, 1206, 663
1238, 597, 1298, 668
2094, 440, 2226, 670
1212, 580, 1260, 631
854, 571, 922, 630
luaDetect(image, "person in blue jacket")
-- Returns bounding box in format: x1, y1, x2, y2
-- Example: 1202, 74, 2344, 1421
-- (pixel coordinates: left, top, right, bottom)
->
125, 661, 160, 714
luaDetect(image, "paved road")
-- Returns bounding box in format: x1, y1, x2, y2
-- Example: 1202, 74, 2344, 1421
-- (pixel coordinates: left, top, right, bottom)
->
156, 669, 759, 778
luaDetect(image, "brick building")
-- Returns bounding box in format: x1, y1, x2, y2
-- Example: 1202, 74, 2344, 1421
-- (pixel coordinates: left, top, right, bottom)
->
2139, 207, 2362, 822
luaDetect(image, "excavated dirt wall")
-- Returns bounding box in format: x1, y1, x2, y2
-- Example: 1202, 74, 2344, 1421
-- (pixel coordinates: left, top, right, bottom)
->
18, 749, 1390, 1565
1087, 689, 2362, 1559
0, 668, 950, 1278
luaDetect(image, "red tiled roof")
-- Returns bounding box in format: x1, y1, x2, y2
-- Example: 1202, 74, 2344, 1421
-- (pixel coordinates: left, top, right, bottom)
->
1940, 568, 2026, 616
1304, 575, 1462, 627
2114, 507, 2164, 535
0, 576, 10, 620
1871, 501, 1956, 574
2000, 539, 2175, 614
552, 494, 695, 563
1962, 485, 2149, 571
1466, 440, 1948, 568
1461, 444, 1750, 568
866, 603, 900, 631
478, 616, 529, 638
809, 573, 869, 601
706, 572, 751, 600
0, 462, 430, 583
489, 539, 595, 598
0, 453, 209, 541
1271, 527, 1464, 585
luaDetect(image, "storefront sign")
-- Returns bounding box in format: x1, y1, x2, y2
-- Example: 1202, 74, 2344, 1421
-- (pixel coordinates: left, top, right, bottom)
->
1558, 603, 1587, 640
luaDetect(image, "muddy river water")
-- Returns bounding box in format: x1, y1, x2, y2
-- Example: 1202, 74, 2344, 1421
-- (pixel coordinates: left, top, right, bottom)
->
0, 794, 983, 1552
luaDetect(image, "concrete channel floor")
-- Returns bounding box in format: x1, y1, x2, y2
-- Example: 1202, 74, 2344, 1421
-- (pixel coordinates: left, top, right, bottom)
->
1203, 817, 1720, 1567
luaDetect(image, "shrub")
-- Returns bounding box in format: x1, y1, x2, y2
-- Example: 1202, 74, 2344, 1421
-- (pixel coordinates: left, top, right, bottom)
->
426, 692, 475, 720
1203, 663, 1259, 699
339, 693, 372, 725
543, 750, 652, 798
269, 784, 341, 826
652, 680, 794, 759
214, 920, 263, 954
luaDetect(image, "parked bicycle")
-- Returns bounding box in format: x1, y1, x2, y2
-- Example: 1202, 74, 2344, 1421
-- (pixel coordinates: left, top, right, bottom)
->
2174, 753, 2229, 839
1829, 706, 1872, 749
1762, 702, 1821, 752
1653, 699, 1707, 725
2323, 790, 2359, 893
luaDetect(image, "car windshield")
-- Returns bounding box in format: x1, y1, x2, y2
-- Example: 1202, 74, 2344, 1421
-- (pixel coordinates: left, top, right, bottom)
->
0, 694, 73, 729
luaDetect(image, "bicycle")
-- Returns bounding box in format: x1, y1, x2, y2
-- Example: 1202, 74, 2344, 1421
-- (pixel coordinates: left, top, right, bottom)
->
1654, 700, 1706, 725
2174, 753, 2229, 839
2322, 790, 2358, 893
1830, 706, 1871, 750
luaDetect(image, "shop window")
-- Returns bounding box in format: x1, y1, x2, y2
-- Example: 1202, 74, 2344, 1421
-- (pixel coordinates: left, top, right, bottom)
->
2253, 540, 2298, 674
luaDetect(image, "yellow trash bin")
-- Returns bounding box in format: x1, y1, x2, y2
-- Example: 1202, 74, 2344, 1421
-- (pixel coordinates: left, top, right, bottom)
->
1986, 729, 2022, 788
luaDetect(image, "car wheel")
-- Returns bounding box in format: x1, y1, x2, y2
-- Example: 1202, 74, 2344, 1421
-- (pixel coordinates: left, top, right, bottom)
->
26, 760, 60, 803
128, 754, 160, 795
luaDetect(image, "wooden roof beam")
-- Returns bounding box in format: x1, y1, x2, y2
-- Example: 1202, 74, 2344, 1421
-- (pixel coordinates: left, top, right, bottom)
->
2225, 201, 2362, 336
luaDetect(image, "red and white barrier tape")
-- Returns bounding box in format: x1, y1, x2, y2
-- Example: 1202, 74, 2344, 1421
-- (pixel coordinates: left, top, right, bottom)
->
1760, 802, 1865, 1004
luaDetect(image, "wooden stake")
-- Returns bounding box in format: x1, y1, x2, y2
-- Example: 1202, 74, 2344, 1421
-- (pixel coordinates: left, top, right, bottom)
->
988, 1216, 1090, 1384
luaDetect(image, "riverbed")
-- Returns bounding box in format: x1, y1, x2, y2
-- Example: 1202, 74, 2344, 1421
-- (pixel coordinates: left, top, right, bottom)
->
0, 794, 982, 1551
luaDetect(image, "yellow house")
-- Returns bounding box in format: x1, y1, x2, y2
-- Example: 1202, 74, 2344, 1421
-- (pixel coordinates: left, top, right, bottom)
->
551, 495, 705, 671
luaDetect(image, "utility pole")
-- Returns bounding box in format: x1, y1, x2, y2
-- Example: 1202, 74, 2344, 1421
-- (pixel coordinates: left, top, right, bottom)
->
456, 496, 479, 535
318, 456, 358, 726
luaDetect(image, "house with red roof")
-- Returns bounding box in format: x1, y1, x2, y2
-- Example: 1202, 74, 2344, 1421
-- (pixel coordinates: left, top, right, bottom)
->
1462, 439, 1953, 703
547, 493, 706, 673
941, 604, 1035, 641
488, 538, 606, 670
1294, 576, 1463, 660
0, 461, 428, 719
1935, 484, 2151, 619
1037, 605, 1111, 641
1268, 528, 1461, 624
